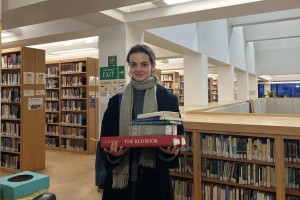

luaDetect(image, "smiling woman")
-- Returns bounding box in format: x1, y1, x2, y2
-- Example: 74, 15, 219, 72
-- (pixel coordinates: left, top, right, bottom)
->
97, 44, 184, 200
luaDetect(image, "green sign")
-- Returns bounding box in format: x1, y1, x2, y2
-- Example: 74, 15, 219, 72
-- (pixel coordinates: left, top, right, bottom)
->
100, 66, 125, 80
108, 55, 117, 67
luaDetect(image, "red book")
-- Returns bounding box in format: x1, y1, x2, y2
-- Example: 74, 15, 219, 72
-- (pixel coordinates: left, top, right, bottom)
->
100, 135, 186, 148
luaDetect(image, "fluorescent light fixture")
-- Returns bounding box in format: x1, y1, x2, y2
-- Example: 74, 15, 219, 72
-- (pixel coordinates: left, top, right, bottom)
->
164, 0, 194, 5
85, 38, 94, 43
1, 28, 21, 38
52, 48, 98, 55
259, 75, 272, 81
64, 41, 72, 46
118, 2, 157, 12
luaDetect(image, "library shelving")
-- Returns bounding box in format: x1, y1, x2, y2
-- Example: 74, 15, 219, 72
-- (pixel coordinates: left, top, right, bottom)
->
45, 58, 98, 154
176, 75, 184, 106
177, 112, 300, 200
171, 131, 195, 199
45, 61, 60, 149
208, 78, 218, 102
161, 71, 179, 93
1, 47, 46, 172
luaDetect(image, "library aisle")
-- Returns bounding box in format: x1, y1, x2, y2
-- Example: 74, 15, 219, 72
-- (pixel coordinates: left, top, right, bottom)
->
0, 150, 102, 200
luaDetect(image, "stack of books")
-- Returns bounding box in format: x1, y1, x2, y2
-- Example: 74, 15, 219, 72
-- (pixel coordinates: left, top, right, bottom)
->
101, 111, 185, 148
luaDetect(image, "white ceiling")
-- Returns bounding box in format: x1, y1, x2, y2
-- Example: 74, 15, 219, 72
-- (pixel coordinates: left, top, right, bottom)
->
2, 0, 300, 81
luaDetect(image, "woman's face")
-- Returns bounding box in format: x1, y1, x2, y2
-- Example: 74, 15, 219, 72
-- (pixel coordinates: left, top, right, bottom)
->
128, 52, 154, 82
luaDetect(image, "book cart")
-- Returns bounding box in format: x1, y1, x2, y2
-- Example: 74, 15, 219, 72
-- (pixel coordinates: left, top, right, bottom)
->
1, 47, 46, 172
171, 112, 300, 200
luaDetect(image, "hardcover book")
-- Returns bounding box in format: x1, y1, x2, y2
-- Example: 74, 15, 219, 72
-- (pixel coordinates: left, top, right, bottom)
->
131, 124, 177, 136
100, 135, 186, 148
137, 111, 180, 119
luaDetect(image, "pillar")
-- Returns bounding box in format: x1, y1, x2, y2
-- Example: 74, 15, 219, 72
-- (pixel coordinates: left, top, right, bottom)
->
217, 65, 235, 102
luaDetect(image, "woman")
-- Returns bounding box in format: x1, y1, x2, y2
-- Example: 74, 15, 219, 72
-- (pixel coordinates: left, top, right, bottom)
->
100, 44, 184, 200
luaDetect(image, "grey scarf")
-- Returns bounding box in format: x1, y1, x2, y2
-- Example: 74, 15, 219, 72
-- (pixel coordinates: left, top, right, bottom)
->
112, 75, 158, 189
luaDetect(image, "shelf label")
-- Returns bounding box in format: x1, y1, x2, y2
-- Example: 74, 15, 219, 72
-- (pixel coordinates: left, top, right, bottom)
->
99, 66, 125, 80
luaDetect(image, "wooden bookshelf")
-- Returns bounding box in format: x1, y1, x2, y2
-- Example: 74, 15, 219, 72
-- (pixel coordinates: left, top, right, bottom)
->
177, 75, 184, 106
170, 113, 300, 200
1, 47, 46, 172
45, 61, 60, 149
45, 58, 98, 154
161, 71, 180, 104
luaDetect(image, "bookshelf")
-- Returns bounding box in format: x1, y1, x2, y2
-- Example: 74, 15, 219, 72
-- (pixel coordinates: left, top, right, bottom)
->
45, 61, 60, 149
45, 58, 98, 154
1, 47, 46, 172
173, 113, 300, 200
208, 77, 218, 102
161, 71, 179, 93
177, 75, 184, 106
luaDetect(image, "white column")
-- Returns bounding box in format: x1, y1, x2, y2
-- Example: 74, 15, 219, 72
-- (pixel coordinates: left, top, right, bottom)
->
236, 71, 249, 100
217, 65, 234, 102
98, 24, 144, 137
249, 74, 258, 99
184, 54, 208, 107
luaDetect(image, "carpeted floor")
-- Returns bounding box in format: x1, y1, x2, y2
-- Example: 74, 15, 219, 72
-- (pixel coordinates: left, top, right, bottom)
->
0, 150, 102, 200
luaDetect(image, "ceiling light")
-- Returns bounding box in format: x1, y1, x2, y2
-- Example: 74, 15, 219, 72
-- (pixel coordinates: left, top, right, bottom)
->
52, 48, 98, 55
164, 0, 195, 5
1, 28, 21, 38
259, 75, 272, 81
118, 2, 157, 12
64, 41, 72, 46
85, 38, 94, 43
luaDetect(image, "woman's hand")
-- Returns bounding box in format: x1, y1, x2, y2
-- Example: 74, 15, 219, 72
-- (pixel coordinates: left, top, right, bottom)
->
104, 141, 129, 157
159, 146, 180, 155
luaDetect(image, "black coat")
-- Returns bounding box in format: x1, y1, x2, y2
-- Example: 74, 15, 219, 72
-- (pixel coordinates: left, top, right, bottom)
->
100, 84, 184, 200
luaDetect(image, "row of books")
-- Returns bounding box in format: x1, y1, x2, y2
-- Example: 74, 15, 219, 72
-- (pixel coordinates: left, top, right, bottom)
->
46, 79, 59, 89
60, 62, 86, 73
201, 134, 275, 162
61, 127, 86, 139
46, 90, 59, 100
285, 140, 300, 163
171, 155, 193, 174
46, 137, 59, 148
201, 158, 276, 188
172, 178, 194, 200
61, 138, 86, 151
1, 105, 20, 119
201, 183, 275, 200
61, 100, 85, 111
61, 114, 87, 126
1, 122, 20, 137
0, 154, 20, 170
46, 113, 59, 124
286, 167, 300, 189
101, 111, 184, 148
0, 138, 20, 152
61, 88, 86, 98
1, 73, 21, 86
2, 53, 21, 69
286, 195, 300, 200
46, 125, 59, 135
61, 76, 86, 86
46, 102, 59, 112
1, 88, 21, 102
45, 67, 59, 77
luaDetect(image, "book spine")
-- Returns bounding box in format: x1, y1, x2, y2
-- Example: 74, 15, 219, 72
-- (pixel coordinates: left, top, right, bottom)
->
132, 124, 177, 136
101, 135, 185, 148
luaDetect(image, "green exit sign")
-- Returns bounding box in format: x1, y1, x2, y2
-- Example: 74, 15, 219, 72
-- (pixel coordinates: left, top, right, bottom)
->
100, 66, 125, 80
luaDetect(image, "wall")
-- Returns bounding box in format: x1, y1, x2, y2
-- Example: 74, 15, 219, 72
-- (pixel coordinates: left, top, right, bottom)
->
229, 27, 246, 70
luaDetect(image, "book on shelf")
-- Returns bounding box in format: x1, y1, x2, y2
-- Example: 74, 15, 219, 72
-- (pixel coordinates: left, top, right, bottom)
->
133, 116, 183, 122
137, 111, 180, 119
100, 135, 186, 148
132, 124, 177, 136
